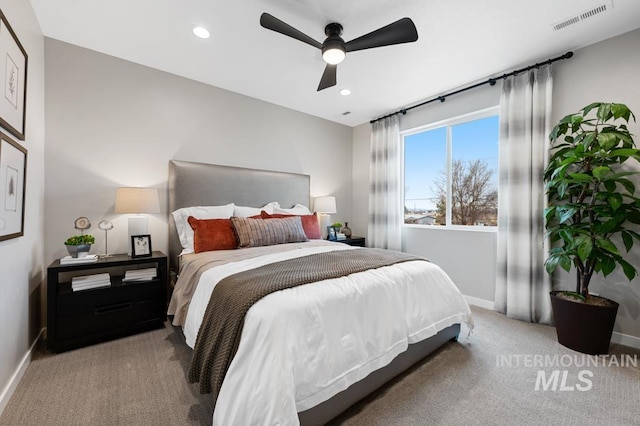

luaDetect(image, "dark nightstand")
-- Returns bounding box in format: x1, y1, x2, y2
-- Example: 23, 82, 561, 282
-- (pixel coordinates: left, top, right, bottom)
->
47, 251, 168, 352
338, 237, 366, 247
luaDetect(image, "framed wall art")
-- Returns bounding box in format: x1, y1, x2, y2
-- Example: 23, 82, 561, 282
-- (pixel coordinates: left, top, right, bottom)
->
0, 10, 28, 141
0, 131, 27, 241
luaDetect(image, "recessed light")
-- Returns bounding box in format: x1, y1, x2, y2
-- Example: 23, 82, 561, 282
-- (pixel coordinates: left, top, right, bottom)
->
193, 26, 210, 39
340, 89, 351, 96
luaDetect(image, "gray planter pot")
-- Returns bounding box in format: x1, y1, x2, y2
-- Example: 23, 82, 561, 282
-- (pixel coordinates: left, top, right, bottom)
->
65, 244, 91, 258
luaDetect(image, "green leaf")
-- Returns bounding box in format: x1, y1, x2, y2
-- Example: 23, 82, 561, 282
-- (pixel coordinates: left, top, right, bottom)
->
597, 132, 618, 150
595, 237, 618, 254
582, 102, 601, 117
627, 229, 640, 242
619, 258, 637, 281
558, 206, 578, 224
576, 236, 593, 262
570, 114, 584, 125
627, 210, 640, 224
592, 166, 611, 181
545, 256, 560, 275
597, 103, 612, 122
622, 231, 634, 252
611, 103, 631, 121
559, 229, 575, 245
601, 256, 616, 276
582, 133, 596, 149
568, 173, 592, 183
610, 149, 639, 157
617, 178, 636, 194
607, 193, 622, 211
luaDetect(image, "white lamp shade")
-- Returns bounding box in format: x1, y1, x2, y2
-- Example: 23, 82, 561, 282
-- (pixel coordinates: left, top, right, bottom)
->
314, 196, 337, 214
115, 187, 160, 214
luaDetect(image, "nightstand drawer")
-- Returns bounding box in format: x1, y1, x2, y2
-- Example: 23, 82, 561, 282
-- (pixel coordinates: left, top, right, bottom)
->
57, 281, 161, 316
56, 299, 163, 340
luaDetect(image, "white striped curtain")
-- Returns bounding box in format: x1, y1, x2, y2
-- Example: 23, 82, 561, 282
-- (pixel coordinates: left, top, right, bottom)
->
494, 65, 553, 324
368, 115, 402, 251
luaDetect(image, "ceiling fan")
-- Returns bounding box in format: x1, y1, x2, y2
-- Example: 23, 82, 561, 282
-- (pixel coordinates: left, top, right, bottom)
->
259, 13, 419, 91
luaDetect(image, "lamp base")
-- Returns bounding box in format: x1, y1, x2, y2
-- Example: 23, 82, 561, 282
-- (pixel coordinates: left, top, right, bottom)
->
128, 216, 149, 255
318, 213, 331, 239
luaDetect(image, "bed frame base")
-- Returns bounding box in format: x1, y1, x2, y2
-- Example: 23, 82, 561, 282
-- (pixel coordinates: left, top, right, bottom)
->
298, 323, 461, 425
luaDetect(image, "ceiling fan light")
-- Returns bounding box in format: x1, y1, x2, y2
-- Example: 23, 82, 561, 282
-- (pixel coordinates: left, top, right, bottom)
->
192, 26, 210, 39
322, 48, 345, 65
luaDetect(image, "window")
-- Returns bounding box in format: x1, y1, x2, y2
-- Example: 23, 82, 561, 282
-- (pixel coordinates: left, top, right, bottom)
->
403, 108, 499, 228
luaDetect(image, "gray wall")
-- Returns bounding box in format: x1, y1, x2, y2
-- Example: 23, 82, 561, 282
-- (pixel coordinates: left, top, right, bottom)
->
352, 83, 500, 303
352, 28, 640, 343
0, 0, 45, 414
44, 39, 353, 268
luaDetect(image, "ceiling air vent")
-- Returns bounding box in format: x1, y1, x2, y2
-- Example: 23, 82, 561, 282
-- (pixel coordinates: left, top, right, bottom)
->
552, 1, 612, 31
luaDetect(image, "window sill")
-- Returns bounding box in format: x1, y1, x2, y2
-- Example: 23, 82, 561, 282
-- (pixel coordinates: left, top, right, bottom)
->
403, 224, 497, 233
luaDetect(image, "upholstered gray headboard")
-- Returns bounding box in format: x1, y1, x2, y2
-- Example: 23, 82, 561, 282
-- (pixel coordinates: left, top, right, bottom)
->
168, 160, 311, 272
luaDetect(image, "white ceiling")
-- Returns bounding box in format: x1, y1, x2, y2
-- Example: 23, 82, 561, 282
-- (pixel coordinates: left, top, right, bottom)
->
29, 0, 640, 127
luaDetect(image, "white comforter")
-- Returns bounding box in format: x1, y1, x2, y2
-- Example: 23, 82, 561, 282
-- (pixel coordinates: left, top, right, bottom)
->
181, 241, 472, 426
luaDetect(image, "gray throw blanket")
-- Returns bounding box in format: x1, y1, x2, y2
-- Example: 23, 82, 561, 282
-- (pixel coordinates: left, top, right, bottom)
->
188, 248, 426, 398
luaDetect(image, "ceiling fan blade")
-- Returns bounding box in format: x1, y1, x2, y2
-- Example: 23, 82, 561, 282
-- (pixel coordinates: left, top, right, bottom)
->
345, 17, 418, 52
317, 64, 337, 91
260, 13, 322, 50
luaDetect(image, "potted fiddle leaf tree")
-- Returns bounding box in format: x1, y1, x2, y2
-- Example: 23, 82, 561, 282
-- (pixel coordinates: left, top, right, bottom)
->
544, 102, 640, 354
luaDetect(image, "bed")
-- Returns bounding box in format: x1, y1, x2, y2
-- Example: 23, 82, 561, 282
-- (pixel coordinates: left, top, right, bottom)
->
167, 160, 472, 425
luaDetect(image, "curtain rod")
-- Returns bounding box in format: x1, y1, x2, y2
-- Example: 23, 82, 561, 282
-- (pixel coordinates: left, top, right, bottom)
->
370, 51, 574, 124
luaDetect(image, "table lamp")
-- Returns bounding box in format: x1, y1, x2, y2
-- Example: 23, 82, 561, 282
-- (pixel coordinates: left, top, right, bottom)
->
115, 187, 160, 254
313, 196, 337, 239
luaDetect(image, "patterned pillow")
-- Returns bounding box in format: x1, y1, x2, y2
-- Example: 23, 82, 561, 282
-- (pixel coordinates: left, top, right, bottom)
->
231, 216, 308, 248
187, 217, 238, 253
260, 212, 322, 239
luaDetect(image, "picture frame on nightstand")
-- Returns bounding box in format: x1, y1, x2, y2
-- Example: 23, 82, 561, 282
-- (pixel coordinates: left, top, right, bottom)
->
131, 234, 152, 258
327, 226, 337, 241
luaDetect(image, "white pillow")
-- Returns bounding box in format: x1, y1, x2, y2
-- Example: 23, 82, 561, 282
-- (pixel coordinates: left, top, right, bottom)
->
172, 203, 235, 254
273, 204, 312, 215
234, 202, 278, 217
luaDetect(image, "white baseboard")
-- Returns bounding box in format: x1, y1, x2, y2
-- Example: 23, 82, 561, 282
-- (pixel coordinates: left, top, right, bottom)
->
464, 295, 495, 311
0, 328, 44, 416
612, 331, 640, 351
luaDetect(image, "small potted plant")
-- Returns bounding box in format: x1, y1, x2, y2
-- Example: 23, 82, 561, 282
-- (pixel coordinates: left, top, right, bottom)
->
64, 234, 95, 258
544, 102, 640, 354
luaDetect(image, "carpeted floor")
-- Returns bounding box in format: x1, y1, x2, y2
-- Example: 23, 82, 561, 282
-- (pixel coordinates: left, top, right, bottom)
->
1, 306, 638, 425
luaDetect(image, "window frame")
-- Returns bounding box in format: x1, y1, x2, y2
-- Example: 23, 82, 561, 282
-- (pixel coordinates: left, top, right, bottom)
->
401, 106, 500, 232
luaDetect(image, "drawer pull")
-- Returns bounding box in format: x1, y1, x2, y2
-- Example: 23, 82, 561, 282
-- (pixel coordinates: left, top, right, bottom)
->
94, 302, 132, 315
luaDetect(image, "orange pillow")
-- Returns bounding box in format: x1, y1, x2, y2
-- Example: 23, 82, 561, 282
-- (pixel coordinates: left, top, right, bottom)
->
261, 212, 322, 239
187, 216, 238, 253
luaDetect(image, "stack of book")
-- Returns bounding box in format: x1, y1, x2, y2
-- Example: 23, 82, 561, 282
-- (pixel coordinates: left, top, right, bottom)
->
60, 254, 99, 265
71, 273, 111, 291
122, 268, 157, 282
336, 233, 347, 241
